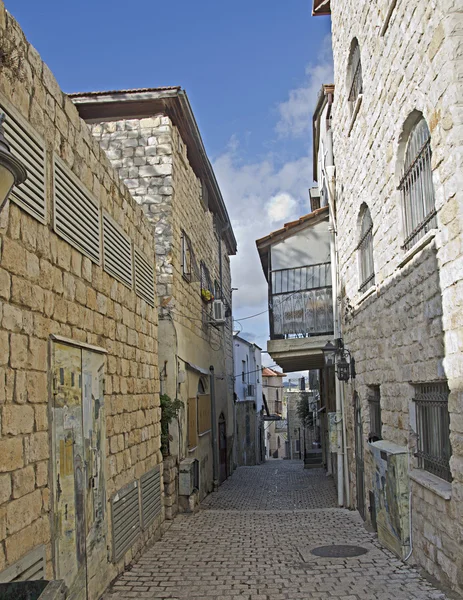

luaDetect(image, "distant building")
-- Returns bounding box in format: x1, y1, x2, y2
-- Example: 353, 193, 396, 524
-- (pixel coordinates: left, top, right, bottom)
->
262, 368, 287, 459
233, 334, 263, 465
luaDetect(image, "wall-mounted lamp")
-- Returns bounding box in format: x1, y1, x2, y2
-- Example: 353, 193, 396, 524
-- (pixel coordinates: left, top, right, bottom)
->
0, 113, 27, 213
322, 338, 356, 382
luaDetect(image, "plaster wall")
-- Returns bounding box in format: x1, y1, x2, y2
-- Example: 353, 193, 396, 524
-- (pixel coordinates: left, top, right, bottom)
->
329, 0, 463, 591
271, 220, 331, 271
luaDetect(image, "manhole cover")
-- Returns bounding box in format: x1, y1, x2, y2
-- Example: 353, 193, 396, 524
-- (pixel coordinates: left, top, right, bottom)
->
311, 544, 368, 558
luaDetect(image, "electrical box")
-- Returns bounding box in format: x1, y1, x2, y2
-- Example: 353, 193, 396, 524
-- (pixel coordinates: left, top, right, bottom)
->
179, 458, 199, 496
368, 440, 410, 559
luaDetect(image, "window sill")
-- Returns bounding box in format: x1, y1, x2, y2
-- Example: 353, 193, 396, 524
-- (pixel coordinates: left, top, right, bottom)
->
397, 229, 437, 269
188, 446, 198, 453
348, 94, 363, 136
356, 284, 376, 306
409, 469, 451, 500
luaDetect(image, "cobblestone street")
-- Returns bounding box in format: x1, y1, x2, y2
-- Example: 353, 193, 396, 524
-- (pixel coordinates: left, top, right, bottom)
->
105, 461, 455, 600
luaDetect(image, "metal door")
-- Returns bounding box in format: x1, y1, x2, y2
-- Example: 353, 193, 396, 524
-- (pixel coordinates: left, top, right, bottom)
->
52, 343, 105, 600
354, 392, 366, 520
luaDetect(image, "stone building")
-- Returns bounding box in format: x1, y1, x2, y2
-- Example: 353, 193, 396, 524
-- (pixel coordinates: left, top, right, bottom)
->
262, 368, 286, 459
233, 333, 264, 466
71, 88, 237, 506
0, 6, 162, 600
313, 0, 463, 594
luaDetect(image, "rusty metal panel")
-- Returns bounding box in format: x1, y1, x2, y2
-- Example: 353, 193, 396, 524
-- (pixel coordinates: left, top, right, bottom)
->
188, 397, 198, 449
198, 394, 211, 435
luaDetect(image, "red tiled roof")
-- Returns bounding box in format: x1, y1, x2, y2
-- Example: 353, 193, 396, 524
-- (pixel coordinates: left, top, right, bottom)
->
256, 205, 329, 246
262, 368, 286, 377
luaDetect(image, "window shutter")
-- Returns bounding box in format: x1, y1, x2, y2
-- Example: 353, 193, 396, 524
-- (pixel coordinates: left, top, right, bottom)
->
103, 213, 133, 288
53, 156, 101, 264
134, 248, 155, 306
1, 104, 47, 222
111, 481, 141, 562
140, 466, 162, 529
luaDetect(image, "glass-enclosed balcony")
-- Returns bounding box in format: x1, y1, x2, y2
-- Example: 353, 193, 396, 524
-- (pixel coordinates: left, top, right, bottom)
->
269, 262, 334, 339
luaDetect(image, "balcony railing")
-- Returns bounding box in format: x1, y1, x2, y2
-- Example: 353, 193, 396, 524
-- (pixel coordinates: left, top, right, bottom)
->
270, 263, 333, 339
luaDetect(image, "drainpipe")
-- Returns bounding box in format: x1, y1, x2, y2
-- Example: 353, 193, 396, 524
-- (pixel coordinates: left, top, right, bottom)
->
210, 365, 219, 490
326, 161, 350, 508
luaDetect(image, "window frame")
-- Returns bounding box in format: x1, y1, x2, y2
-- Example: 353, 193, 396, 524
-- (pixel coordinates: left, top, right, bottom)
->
414, 382, 452, 483
347, 39, 363, 113
181, 231, 193, 282
368, 386, 382, 441
357, 205, 375, 293
398, 118, 437, 251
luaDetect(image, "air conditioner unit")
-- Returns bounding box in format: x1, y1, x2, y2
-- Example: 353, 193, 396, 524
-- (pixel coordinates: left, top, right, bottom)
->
368, 440, 410, 559
212, 299, 226, 324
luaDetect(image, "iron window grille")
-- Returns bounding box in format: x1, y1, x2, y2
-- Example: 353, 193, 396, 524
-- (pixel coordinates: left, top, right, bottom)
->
181, 231, 199, 283
357, 206, 375, 293
200, 261, 213, 298
348, 40, 363, 108
398, 118, 437, 251
368, 386, 381, 441
414, 382, 452, 483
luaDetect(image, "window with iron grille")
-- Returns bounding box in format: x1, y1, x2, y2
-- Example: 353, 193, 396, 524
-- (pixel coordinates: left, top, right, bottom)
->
357, 205, 375, 293
399, 118, 436, 251
348, 39, 363, 111
368, 386, 381, 441
414, 382, 452, 482
181, 231, 193, 282
200, 261, 213, 301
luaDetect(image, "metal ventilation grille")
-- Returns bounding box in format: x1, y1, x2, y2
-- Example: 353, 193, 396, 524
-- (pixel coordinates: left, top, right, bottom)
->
103, 213, 133, 288
54, 156, 101, 264
134, 249, 155, 306
140, 466, 162, 529
1, 104, 46, 223
111, 481, 141, 562
0, 545, 46, 583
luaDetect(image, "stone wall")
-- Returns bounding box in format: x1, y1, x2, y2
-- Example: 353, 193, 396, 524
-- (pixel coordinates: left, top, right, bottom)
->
89, 111, 235, 496
0, 6, 161, 598
329, 0, 463, 592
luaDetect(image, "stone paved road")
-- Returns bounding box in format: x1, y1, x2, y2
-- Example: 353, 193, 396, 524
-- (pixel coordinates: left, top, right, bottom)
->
105, 461, 455, 600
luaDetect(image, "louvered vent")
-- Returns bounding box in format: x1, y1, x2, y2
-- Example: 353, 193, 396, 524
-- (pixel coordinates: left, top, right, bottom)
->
140, 466, 162, 529
111, 481, 141, 562
134, 249, 155, 307
1, 104, 46, 222
0, 545, 45, 583
54, 156, 101, 264
103, 213, 133, 288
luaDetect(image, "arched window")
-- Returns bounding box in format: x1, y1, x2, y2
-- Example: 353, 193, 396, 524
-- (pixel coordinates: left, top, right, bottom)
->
399, 117, 436, 250
348, 39, 363, 111
357, 205, 375, 293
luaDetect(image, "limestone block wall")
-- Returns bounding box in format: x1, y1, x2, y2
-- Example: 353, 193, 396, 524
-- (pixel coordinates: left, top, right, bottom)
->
0, 6, 161, 598
89, 114, 235, 493
329, 0, 463, 592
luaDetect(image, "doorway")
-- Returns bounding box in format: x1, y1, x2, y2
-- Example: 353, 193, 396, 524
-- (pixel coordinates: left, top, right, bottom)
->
51, 342, 106, 600
354, 392, 366, 520
218, 414, 227, 483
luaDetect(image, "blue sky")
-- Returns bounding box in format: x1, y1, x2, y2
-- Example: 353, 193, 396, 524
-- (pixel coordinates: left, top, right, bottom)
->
6, 0, 333, 368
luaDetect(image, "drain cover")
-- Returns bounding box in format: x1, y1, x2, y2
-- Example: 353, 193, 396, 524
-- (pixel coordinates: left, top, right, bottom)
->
311, 544, 368, 558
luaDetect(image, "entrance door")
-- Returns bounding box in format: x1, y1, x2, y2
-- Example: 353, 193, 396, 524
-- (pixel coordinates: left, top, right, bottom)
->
354, 392, 366, 520
218, 414, 227, 483
52, 343, 105, 600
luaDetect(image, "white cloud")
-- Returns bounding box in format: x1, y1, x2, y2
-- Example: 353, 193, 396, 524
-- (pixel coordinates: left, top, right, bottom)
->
275, 35, 334, 139
213, 38, 334, 366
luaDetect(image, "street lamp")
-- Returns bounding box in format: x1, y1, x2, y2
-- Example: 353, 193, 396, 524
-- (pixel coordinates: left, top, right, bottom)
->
322, 338, 355, 382
0, 113, 27, 213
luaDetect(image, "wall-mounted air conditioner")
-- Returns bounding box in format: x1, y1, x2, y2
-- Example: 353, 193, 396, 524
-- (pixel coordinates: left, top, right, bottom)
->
212, 299, 226, 324
368, 440, 410, 559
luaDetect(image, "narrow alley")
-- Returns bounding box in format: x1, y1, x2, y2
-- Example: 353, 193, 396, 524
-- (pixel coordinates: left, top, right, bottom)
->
104, 462, 453, 600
